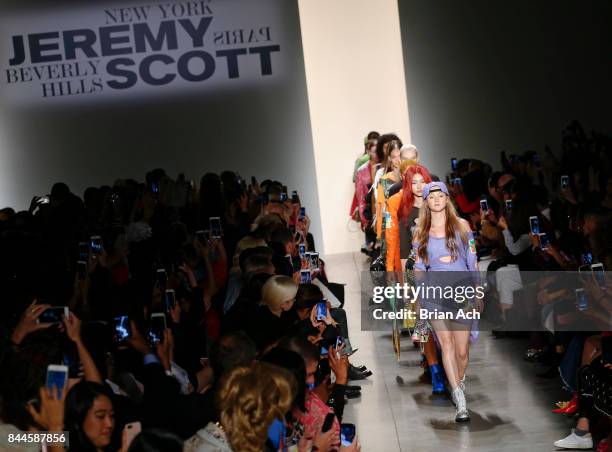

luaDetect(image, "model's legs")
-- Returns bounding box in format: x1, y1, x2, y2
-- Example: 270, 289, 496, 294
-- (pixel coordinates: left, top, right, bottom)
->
423, 334, 445, 394
432, 320, 471, 422
424, 336, 438, 365
430, 320, 460, 389
453, 328, 471, 384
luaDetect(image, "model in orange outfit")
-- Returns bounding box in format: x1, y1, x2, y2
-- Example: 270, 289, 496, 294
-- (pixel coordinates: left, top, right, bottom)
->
374, 140, 402, 248
384, 160, 416, 271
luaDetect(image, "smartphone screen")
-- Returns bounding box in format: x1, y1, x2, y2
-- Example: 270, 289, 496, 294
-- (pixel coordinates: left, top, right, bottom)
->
209, 217, 222, 239
453, 177, 462, 186
299, 207, 306, 219
46, 365, 68, 399
310, 252, 320, 270
164, 289, 176, 312
340, 424, 356, 447
505, 199, 513, 212
529, 216, 540, 234
298, 244, 306, 258
582, 252, 593, 265
291, 190, 299, 203
156, 268, 167, 287
451, 158, 458, 171
38, 306, 68, 324
300, 270, 312, 284
62, 346, 81, 378
316, 302, 327, 321
37, 195, 50, 205
280, 192, 288, 201
195, 230, 206, 244
90, 235, 103, 255
575, 288, 587, 311
560, 175, 569, 188
335, 336, 344, 349
149, 314, 166, 344
591, 264, 605, 286
113, 315, 131, 343
538, 233, 550, 250
479, 198, 488, 212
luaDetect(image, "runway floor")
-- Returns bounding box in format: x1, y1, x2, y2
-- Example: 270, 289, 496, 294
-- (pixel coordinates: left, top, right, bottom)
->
325, 252, 573, 452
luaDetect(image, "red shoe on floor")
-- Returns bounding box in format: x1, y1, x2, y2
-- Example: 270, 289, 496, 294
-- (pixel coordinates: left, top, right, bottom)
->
552, 393, 578, 414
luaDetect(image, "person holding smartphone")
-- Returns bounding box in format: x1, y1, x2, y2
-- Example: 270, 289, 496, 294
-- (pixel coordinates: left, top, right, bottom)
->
412, 182, 480, 422
185, 363, 296, 452
0, 381, 67, 452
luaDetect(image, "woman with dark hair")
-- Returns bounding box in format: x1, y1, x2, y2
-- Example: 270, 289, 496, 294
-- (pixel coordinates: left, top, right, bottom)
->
373, 139, 403, 267
65, 381, 115, 451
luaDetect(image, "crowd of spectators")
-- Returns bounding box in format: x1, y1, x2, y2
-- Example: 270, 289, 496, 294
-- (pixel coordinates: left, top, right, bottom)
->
0, 170, 366, 451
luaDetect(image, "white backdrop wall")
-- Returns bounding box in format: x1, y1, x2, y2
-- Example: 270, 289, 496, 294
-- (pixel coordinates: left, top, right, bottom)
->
398, 0, 612, 178
298, 0, 411, 255
0, 0, 323, 248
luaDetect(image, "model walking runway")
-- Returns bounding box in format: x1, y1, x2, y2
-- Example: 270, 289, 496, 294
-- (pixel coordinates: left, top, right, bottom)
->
327, 252, 571, 452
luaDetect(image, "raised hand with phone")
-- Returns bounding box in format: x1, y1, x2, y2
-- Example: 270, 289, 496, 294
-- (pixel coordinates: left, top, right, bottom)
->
11, 299, 54, 345
27, 385, 66, 442
156, 328, 174, 371
328, 344, 349, 385
63, 311, 103, 384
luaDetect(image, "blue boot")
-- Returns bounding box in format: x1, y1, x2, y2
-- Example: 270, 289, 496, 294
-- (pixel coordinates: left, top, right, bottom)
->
430, 364, 445, 394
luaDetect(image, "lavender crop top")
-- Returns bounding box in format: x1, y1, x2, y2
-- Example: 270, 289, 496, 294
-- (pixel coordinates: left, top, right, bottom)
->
413, 231, 478, 272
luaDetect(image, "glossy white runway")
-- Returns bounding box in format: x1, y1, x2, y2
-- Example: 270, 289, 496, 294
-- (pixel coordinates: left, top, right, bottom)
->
325, 252, 572, 452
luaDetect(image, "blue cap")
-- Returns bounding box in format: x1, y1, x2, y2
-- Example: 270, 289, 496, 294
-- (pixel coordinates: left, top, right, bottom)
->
422, 181, 450, 200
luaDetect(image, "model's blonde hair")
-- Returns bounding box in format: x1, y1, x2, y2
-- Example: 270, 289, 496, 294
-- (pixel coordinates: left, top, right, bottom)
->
218, 362, 296, 452
414, 197, 469, 265
261, 275, 298, 310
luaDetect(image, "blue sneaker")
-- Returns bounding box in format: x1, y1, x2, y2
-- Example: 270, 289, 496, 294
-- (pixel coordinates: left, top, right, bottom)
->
430, 364, 445, 394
